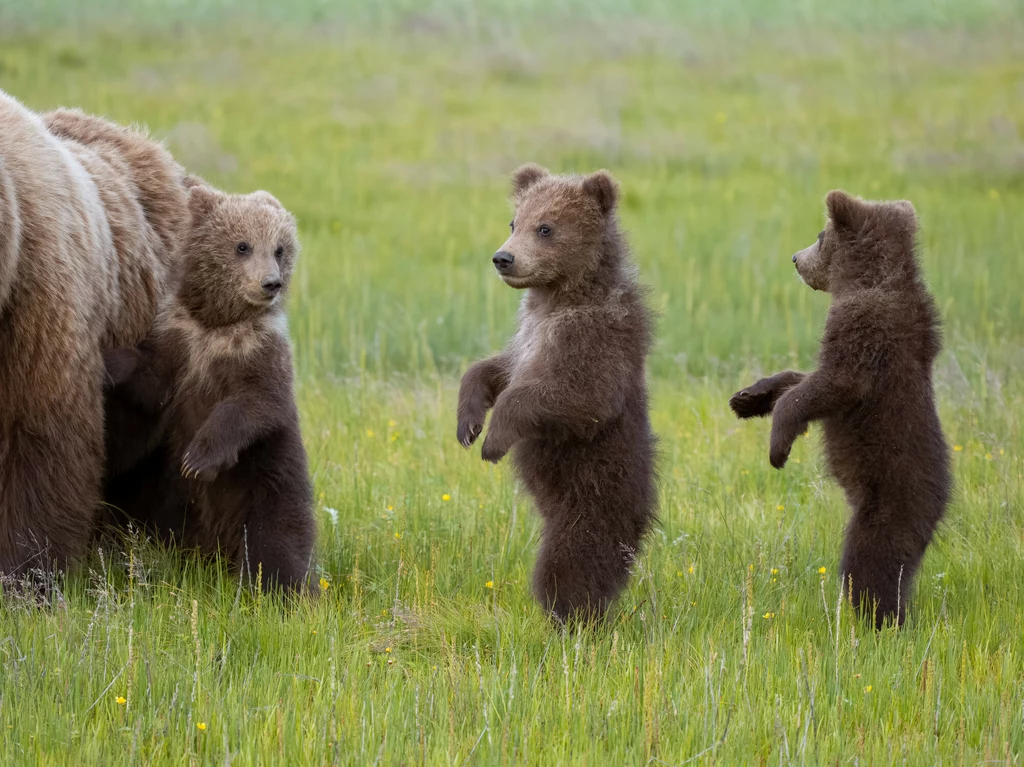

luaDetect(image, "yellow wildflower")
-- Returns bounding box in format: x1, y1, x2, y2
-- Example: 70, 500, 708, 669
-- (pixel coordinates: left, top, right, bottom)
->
763, 612, 775, 620
116, 696, 126, 706
818, 567, 827, 575
953, 445, 963, 452
197, 722, 207, 731
366, 429, 375, 438
319, 577, 330, 591
441, 494, 451, 502
777, 505, 785, 511
864, 685, 872, 693
485, 581, 494, 589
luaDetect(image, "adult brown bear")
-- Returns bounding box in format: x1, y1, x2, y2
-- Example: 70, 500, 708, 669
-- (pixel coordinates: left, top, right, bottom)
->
0, 90, 188, 583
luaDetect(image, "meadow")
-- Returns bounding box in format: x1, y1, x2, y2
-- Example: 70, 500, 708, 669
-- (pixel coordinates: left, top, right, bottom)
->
1, 1, 1023, 763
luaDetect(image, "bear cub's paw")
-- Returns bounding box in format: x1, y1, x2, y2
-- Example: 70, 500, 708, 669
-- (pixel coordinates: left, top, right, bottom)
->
103, 348, 143, 389
457, 411, 485, 448
181, 437, 238, 482
729, 378, 778, 419
480, 428, 511, 464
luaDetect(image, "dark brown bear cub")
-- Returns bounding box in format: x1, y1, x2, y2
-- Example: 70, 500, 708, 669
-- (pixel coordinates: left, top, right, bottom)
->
458, 164, 657, 624
105, 184, 315, 592
730, 190, 952, 628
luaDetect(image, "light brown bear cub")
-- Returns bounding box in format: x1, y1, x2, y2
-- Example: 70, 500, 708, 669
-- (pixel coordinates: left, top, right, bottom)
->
458, 164, 657, 624
105, 184, 315, 592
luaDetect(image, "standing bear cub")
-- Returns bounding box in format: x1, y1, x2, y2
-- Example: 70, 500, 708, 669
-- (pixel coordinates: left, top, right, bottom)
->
730, 190, 952, 628
105, 184, 315, 592
458, 164, 657, 624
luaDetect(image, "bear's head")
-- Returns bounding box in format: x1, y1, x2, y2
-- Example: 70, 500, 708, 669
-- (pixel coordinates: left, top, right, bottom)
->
180, 185, 299, 327
792, 190, 919, 294
492, 164, 620, 290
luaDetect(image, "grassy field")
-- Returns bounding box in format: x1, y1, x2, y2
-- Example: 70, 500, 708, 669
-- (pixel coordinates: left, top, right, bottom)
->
2, 1, 1024, 764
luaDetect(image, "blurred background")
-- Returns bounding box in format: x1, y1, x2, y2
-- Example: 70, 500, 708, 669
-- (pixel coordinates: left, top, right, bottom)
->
2, 0, 1020, 385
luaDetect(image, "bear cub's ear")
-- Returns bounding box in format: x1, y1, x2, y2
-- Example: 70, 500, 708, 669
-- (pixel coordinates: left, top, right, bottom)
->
889, 199, 917, 218
188, 185, 224, 220
511, 163, 549, 198
825, 190, 868, 231
583, 170, 620, 216
249, 190, 285, 211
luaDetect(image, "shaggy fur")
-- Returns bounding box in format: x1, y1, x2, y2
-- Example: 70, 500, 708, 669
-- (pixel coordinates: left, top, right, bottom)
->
458, 164, 657, 623
0, 90, 187, 579
730, 190, 952, 628
104, 185, 315, 592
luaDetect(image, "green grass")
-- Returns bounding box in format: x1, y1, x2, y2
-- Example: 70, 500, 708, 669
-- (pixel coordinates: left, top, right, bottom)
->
2, 2, 1023, 764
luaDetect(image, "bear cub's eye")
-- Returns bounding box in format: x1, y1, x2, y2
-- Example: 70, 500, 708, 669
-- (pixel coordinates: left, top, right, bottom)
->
817, 230, 825, 243
509, 220, 515, 232
537, 225, 552, 237
274, 246, 284, 258
236, 242, 250, 255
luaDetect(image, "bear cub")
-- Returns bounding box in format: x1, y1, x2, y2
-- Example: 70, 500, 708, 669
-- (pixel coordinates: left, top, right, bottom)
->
730, 190, 952, 628
104, 184, 315, 592
458, 164, 657, 624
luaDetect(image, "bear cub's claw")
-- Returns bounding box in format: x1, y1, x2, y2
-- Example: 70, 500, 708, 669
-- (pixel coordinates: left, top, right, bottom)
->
457, 418, 483, 448
181, 441, 237, 483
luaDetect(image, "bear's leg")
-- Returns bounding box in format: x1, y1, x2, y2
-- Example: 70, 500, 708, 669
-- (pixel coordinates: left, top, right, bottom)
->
240, 507, 315, 593
234, 443, 315, 594
840, 506, 935, 629
0, 404, 102, 585
532, 500, 643, 625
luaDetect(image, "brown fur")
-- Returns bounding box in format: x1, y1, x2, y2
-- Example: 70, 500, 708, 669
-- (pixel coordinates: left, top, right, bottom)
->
104, 185, 315, 592
458, 164, 657, 624
730, 190, 952, 628
0, 90, 187, 579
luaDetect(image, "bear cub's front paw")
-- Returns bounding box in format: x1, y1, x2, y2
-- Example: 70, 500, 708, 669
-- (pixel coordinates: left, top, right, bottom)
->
729, 379, 777, 419
480, 430, 511, 464
103, 348, 142, 389
457, 411, 485, 448
181, 438, 238, 482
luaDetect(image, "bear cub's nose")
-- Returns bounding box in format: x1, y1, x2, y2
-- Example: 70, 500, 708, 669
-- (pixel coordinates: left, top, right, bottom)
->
262, 277, 284, 296
792, 254, 798, 263
493, 251, 515, 271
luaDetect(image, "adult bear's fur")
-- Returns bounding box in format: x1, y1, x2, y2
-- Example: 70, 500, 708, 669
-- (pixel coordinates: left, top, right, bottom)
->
0, 90, 187, 578
458, 164, 657, 624
104, 184, 315, 592
730, 190, 952, 628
